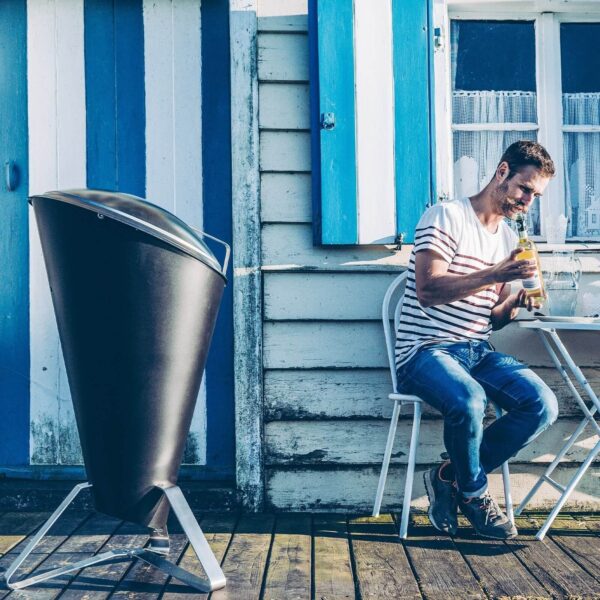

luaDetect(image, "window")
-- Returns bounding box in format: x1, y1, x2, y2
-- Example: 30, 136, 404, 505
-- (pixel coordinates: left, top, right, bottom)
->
435, 1, 600, 240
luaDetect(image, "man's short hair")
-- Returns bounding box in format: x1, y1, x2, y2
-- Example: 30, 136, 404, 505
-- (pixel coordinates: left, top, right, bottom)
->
499, 140, 555, 179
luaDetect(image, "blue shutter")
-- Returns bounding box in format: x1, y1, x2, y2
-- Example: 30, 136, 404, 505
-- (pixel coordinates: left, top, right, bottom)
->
393, 0, 436, 244
309, 0, 435, 245
0, 0, 29, 465
85, 0, 146, 196
309, 0, 358, 245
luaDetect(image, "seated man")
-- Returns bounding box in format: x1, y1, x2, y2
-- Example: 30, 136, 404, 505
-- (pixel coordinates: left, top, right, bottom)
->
395, 141, 559, 539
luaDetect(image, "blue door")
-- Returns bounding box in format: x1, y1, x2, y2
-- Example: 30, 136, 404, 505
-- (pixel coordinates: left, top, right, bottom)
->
0, 0, 29, 465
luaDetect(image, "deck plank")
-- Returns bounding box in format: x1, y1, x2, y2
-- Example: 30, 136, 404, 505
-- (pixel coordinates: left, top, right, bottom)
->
402, 515, 484, 600
109, 522, 190, 598
313, 514, 356, 600
452, 516, 550, 600
3, 512, 122, 599
210, 513, 274, 600
349, 515, 421, 600
504, 516, 600, 599
542, 515, 600, 586
161, 512, 238, 599
262, 514, 311, 600
0, 512, 50, 556
58, 519, 150, 599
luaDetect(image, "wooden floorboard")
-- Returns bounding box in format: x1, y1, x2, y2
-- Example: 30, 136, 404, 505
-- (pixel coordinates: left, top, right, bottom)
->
1, 511, 600, 599
262, 513, 311, 600
210, 513, 274, 600
160, 512, 238, 599
402, 515, 485, 600
349, 515, 421, 600
505, 516, 600, 599
312, 514, 356, 600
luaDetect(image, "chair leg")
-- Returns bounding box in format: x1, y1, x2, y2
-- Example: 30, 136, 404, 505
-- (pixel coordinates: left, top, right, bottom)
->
399, 402, 421, 539
494, 404, 514, 523
373, 400, 402, 517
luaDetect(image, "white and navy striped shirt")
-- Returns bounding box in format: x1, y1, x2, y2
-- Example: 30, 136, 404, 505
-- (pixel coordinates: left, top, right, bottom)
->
395, 197, 518, 370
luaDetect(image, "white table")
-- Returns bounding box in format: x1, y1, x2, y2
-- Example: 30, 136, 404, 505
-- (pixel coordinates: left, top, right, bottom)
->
516, 319, 600, 540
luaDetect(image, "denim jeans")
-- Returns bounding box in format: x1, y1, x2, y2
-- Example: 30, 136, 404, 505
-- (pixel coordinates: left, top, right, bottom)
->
397, 340, 558, 497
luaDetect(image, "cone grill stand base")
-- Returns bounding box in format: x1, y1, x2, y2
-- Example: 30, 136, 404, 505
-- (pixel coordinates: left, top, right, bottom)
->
2, 482, 226, 592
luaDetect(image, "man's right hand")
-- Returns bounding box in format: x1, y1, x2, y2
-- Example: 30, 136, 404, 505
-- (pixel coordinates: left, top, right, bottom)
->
489, 248, 537, 284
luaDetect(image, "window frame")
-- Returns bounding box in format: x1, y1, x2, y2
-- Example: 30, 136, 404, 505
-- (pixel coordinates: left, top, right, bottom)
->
434, 0, 600, 241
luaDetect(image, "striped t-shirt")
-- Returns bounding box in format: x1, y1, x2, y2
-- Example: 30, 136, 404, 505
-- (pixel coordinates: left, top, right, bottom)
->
395, 197, 517, 370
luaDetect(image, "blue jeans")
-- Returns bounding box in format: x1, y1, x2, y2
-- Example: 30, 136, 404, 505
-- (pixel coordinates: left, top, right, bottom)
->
397, 340, 558, 497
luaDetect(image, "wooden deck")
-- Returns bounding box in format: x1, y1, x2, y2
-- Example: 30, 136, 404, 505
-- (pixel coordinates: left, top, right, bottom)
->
1, 510, 600, 599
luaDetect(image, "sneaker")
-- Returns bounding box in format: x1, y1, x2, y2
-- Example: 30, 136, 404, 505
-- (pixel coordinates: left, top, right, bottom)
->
423, 464, 458, 535
458, 492, 518, 539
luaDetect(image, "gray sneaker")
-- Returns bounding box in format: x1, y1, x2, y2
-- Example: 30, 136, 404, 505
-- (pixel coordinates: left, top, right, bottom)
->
423, 464, 458, 535
458, 492, 518, 539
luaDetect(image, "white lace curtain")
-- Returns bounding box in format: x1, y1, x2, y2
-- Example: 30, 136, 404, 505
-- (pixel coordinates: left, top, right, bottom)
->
452, 91, 600, 238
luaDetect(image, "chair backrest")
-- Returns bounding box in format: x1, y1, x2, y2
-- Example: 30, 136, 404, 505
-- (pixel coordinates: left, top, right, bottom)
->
382, 271, 408, 393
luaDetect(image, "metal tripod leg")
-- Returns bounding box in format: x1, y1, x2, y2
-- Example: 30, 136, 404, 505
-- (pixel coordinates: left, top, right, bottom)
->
2, 482, 226, 593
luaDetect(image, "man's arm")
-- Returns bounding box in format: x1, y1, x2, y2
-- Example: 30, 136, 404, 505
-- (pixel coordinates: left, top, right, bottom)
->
414, 249, 536, 307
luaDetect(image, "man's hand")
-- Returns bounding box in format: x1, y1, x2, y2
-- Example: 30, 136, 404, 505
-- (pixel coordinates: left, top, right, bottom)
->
491, 288, 536, 330
489, 248, 537, 284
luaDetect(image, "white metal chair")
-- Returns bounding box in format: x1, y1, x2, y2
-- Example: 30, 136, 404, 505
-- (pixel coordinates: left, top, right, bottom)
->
372, 272, 514, 538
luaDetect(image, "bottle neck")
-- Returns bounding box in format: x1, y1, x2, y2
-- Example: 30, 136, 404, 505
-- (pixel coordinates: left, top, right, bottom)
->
516, 217, 528, 242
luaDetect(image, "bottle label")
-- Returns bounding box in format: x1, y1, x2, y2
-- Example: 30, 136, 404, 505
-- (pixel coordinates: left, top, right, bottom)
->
522, 272, 541, 291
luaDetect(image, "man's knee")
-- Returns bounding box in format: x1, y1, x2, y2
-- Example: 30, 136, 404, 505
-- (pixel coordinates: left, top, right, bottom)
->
537, 387, 559, 429
446, 388, 487, 428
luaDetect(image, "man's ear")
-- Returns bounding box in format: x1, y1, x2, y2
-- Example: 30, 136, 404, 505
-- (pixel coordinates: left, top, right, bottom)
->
496, 161, 510, 182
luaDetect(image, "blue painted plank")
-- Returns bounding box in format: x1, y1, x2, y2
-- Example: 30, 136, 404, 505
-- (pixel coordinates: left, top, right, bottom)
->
392, 0, 435, 243
0, 0, 30, 465
202, 0, 234, 478
311, 0, 358, 245
85, 0, 145, 196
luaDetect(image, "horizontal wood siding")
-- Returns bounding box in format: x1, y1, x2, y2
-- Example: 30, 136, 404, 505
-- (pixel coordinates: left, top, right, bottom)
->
257, 12, 600, 511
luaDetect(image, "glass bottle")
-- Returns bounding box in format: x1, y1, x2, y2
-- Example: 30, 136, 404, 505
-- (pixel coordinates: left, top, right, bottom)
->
514, 214, 545, 305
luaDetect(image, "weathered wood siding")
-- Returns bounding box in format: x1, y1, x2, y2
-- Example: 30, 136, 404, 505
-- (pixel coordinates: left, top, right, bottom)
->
257, 4, 600, 511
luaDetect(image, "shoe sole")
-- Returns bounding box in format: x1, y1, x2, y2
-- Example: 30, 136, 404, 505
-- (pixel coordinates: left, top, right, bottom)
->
423, 469, 451, 534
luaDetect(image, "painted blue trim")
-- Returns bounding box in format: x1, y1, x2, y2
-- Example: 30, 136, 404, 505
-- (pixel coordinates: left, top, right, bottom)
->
85, 0, 145, 196
308, 0, 322, 244
0, 0, 30, 466
312, 0, 358, 245
427, 0, 437, 205
201, 0, 234, 478
392, 0, 434, 244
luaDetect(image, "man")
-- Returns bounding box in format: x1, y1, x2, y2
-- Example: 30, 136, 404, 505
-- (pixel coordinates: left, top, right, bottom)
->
395, 141, 559, 539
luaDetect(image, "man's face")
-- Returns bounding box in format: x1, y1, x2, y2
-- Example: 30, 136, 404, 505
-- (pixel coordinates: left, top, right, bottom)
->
493, 164, 550, 220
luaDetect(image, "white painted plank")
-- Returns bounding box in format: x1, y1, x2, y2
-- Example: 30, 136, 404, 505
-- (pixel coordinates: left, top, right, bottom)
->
264, 321, 600, 369
266, 464, 600, 511
28, 0, 87, 465
260, 173, 311, 223
230, 0, 264, 510
258, 32, 309, 81
264, 419, 599, 466
264, 368, 600, 420
260, 131, 311, 172
172, 0, 203, 228
263, 322, 386, 369
261, 223, 411, 271
259, 82, 309, 129
144, 0, 206, 465
258, 0, 307, 18
264, 272, 396, 320
257, 15, 308, 32
354, 0, 396, 244
144, 0, 175, 210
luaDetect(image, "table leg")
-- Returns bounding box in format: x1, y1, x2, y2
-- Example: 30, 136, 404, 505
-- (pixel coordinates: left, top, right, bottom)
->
516, 328, 600, 539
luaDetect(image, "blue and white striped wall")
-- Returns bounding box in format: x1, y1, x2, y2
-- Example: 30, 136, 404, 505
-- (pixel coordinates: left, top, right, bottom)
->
310, 0, 436, 245
5, 0, 233, 475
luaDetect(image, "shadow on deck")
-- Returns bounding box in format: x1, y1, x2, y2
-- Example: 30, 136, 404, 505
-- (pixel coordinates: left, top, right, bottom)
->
0, 510, 599, 599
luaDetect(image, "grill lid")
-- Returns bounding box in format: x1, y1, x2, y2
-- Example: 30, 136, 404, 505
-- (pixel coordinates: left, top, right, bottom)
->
30, 189, 225, 279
